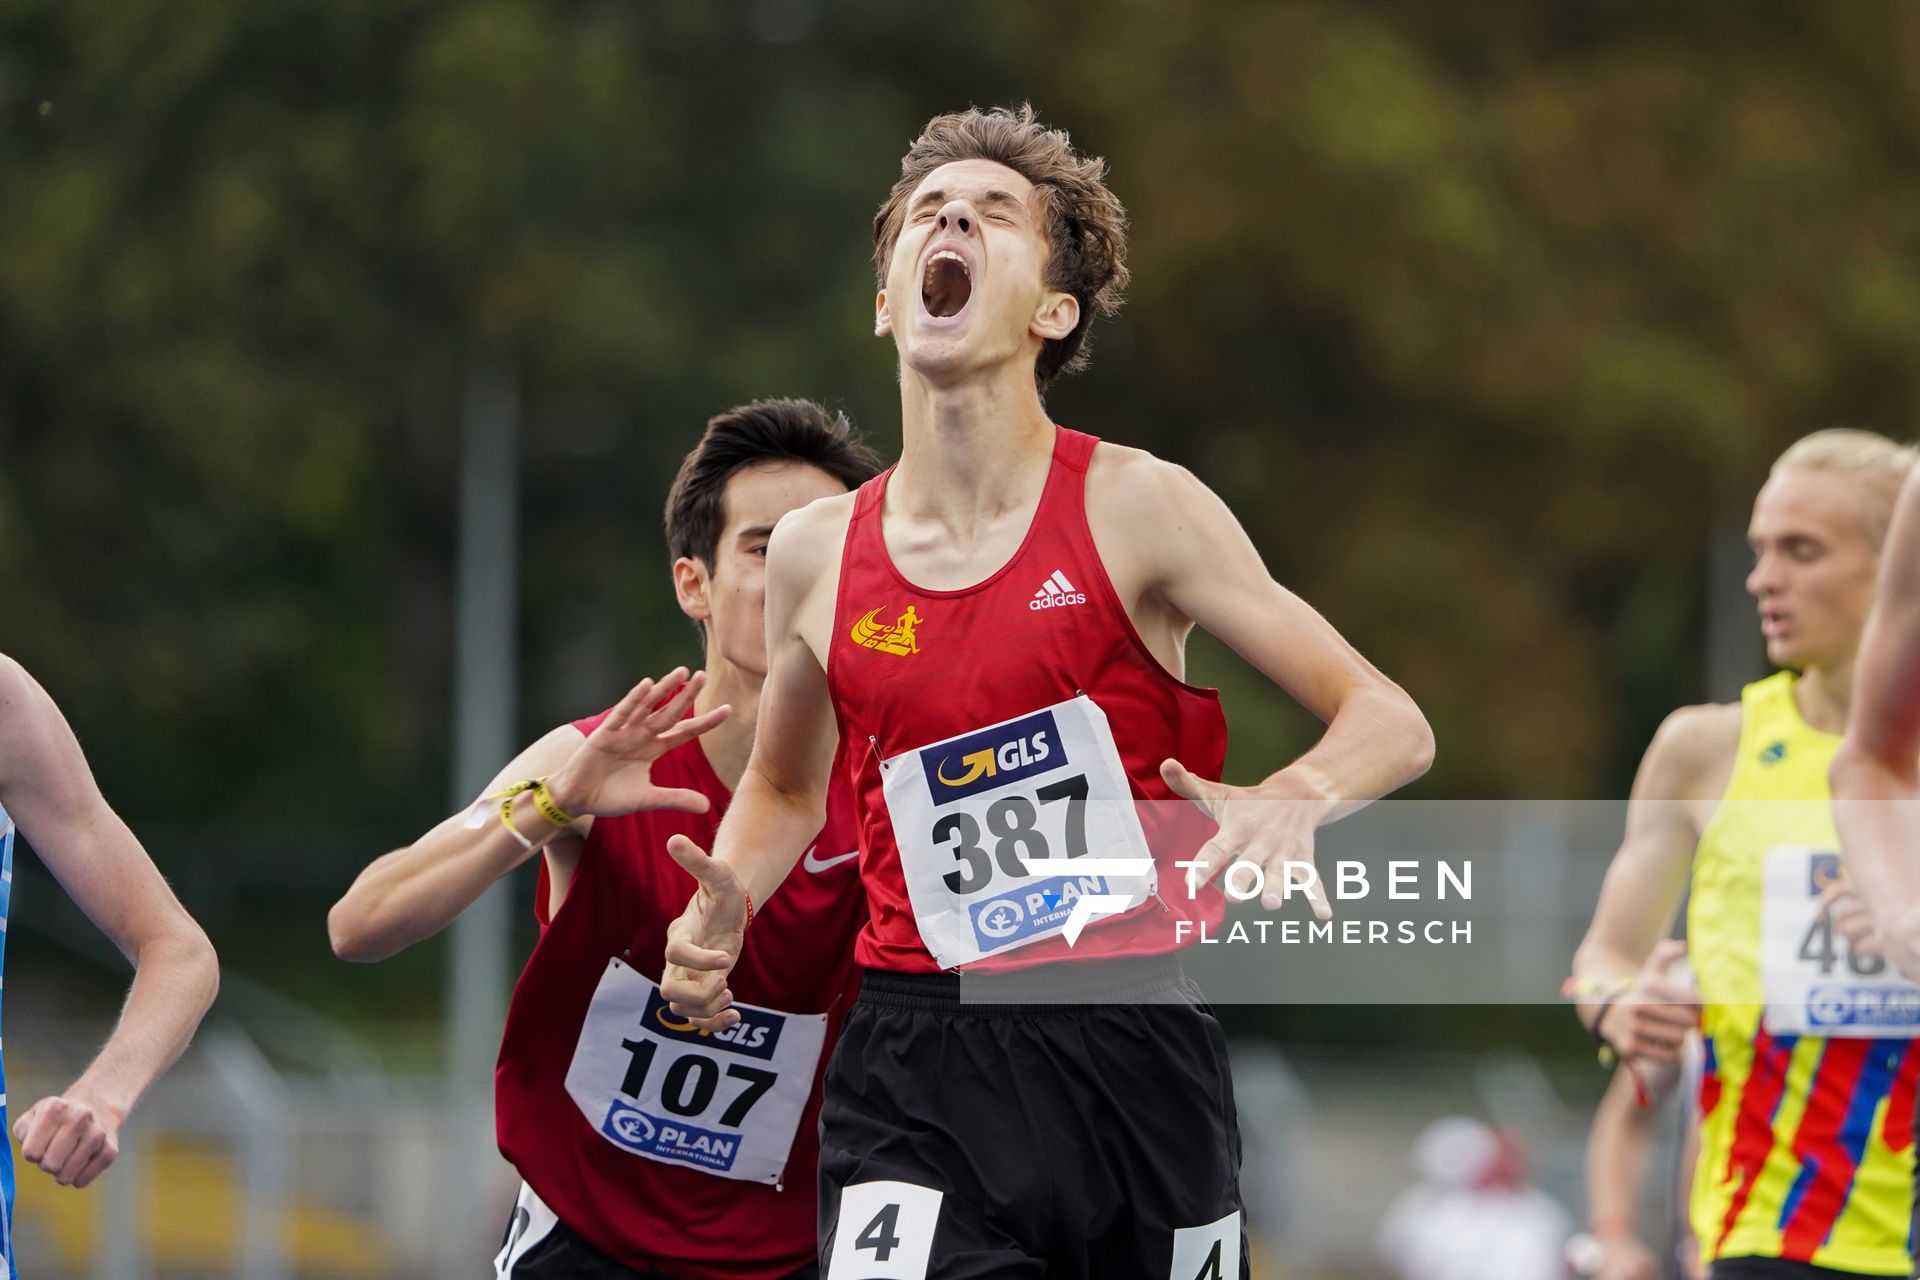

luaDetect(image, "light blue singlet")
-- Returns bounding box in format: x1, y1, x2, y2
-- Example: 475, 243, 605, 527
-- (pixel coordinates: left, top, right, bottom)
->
1, 802, 16, 1277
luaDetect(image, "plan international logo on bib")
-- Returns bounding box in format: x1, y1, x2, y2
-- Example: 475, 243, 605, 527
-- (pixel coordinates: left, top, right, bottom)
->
923, 709, 1062, 803
600, 1098, 741, 1173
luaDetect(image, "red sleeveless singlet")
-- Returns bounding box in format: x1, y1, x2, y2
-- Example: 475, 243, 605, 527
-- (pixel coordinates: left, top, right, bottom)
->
826, 426, 1229, 973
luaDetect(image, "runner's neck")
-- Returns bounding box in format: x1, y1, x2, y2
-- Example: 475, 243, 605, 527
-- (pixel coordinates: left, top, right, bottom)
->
1793, 658, 1854, 736
695, 656, 762, 794
893, 370, 1056, 538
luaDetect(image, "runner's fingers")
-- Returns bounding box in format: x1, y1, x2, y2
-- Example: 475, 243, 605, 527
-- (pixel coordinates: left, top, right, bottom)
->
50, 1128, 107, 1187
643, 671, 706, 735
642, 786, 714, 817
665, 976, 735, 1020
600, 677, 656, 734
1185, 836, 1236, 890
36, 1109, 92, 1181
1621, 1022, 1687, 1054
17, 1098, 65, 1163
1249, 846, 1325, 916
653, 705, 732, 749
1258, 840, 1326, 916
1647, 938, 1689, 973
662, 938, 733, 973
69, 1134, 118, 1190
1832, 911, 1876, 950
637, 667, 693, 720
1815, 878, 1855, 918
1159, 758, 1225, 819
1637, 976, 1701, 1007
666, 835, 733, 893
1626, 1002, 1699, 1033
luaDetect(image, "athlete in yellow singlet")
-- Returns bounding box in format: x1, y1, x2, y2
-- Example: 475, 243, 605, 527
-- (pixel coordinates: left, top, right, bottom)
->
1573, 429, 1920, 1279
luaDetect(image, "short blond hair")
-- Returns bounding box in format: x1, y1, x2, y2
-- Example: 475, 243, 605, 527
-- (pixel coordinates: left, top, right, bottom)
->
1771, 427, 1919, 545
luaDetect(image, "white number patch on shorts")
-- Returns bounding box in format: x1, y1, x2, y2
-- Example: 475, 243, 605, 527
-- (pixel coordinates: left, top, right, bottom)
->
493, 1182, 560, 1279
882, 694, 1157, 969
563, 958, 826, 1184
827, 1181, 943, 1279
1170, 1211, 1242, 1280
1760, 845, 1920, 1037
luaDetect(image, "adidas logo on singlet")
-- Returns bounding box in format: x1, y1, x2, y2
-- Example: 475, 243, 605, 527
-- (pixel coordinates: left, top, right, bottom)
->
1030, 570, 1088, 611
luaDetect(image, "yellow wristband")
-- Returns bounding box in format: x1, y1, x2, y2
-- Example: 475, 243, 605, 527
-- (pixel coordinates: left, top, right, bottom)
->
489, 779, 537, 800
498, 797, 536, 852
531, 778, 576, 828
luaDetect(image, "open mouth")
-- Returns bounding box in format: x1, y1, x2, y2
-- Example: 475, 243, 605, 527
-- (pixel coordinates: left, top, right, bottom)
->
921, 250, 973, 318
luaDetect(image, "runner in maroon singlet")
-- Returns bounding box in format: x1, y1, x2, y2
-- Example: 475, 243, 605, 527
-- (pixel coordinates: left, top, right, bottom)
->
661, 107, 1434, 1278
329, 401, 881, 1280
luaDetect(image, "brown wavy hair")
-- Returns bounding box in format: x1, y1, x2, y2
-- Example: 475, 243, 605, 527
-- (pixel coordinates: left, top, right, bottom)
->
873, 104, 1130, 389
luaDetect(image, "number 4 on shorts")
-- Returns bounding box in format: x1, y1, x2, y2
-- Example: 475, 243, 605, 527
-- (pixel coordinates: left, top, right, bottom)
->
1170, 1211, 1242, 1280
827, 1181, 943, 1278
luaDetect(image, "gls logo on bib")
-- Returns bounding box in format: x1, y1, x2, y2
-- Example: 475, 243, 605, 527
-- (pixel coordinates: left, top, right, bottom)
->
922, 709, 1061, 804
641, 985, 785, 1060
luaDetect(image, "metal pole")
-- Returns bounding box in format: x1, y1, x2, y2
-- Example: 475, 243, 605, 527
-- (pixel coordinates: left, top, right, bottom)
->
97, 1114, 147, 1280
445, 351, 520, 1275
206, 1030, 291, 1280
1706, 520, 1762, 702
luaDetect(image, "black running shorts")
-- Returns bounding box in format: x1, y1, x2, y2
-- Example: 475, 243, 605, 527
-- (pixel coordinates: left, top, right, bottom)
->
1710, 1257, 1904, 1279
817, 955, 1248, 1279
495, 1181, 821, 1280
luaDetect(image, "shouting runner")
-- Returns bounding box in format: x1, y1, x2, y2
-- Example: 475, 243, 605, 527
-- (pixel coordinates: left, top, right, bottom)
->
661, 105, 1432, 1279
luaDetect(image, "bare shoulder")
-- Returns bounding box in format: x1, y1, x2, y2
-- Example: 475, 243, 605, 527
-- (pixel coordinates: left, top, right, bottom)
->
1639, 702, 1743, 796
1085, 441, 1206, 513
0, 654, 58, 767
767, 490, 857, 581
1085, 443, 1226, 573
0, 652, 35, 706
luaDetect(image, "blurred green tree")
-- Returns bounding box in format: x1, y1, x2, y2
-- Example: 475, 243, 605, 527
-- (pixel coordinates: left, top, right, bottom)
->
2, 0, 1917, 1018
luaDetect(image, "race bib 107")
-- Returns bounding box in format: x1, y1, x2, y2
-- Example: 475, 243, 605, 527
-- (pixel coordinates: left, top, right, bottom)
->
564, 959, 826, 1184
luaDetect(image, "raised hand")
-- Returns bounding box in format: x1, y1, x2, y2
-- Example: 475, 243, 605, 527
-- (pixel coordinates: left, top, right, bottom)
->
547, 669, 730, 819
661, 834, 749, 1031
1161, 758, 1334, 918
14, 1090, 123, 1189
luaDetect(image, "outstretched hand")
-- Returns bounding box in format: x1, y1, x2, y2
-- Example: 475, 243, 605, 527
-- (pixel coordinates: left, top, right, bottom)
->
1161, 758, 1334, 918
548, 669, 730, 819
661, 834, 749, 1031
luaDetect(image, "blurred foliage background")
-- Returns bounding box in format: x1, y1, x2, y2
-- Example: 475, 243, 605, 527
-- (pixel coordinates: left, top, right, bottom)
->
2, 0, 1918, 1040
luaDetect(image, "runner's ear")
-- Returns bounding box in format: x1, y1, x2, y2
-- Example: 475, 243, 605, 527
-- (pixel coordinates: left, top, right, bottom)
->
673, 557, 713, 627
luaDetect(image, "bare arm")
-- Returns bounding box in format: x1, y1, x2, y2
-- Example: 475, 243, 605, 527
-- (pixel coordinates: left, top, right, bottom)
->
1833, 469, 1920, 975
1571, 707, 1731, 1062
661, 500, 847, 1028
1141, 460, 1434, 807
1095, 453, 1434, 911
0, 657, 218, 1188
1583, 1066, 1665, 1280
329, 670, 724, 963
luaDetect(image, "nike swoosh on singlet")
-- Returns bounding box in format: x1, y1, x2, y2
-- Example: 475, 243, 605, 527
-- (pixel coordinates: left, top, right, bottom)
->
802, 845, 860, 873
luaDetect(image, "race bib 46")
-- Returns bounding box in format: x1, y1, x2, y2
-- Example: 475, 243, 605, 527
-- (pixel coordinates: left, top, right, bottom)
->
1761, 846, 1920, 1037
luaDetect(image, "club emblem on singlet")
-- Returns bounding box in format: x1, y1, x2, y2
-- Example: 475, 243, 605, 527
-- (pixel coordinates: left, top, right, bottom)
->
850, 605, 924, 656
